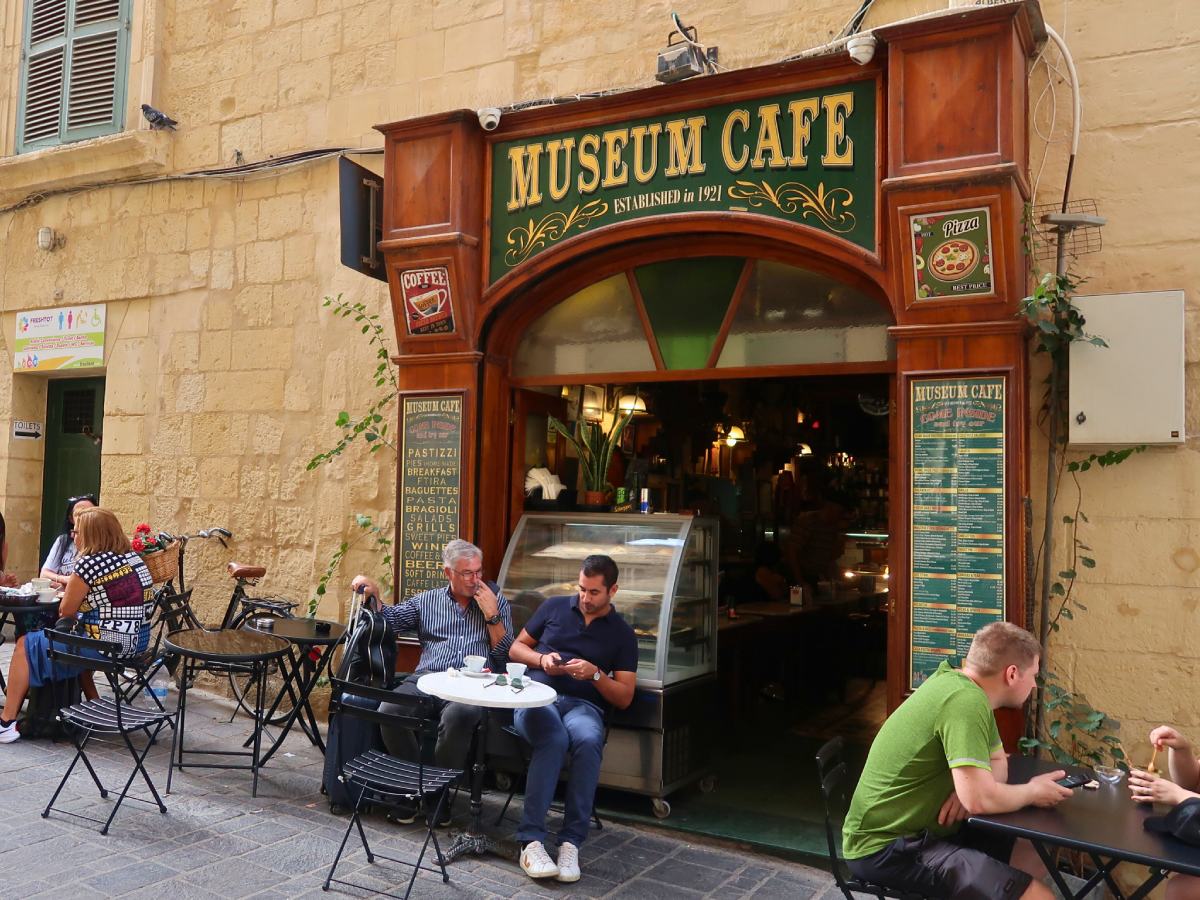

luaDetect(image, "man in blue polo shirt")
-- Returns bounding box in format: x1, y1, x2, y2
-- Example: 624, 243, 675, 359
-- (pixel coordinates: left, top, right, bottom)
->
507, 554, 638, 884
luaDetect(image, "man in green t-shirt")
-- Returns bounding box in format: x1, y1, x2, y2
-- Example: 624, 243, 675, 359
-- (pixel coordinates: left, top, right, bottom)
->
842, 622, 1071, 899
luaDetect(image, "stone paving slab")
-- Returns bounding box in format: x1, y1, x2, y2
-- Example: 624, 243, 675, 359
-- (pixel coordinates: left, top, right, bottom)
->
0, 637, 838, 898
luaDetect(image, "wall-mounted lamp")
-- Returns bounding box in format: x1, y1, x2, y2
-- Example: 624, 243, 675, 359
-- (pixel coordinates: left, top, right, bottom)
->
725, 425, 745, 447
37, 226, 65, 252
797, 443, 813, 457
617, 393, 648, 414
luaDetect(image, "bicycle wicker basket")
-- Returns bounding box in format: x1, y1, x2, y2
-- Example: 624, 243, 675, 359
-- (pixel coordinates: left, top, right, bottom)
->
139, 541, 180, 584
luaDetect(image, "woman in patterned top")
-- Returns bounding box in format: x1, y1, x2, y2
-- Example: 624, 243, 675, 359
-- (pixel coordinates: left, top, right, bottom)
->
0, 507, 154, 744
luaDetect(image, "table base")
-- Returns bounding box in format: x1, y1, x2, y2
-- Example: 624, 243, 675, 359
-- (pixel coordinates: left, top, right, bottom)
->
1031, 840, 1168, 900
444, 829, 518, 863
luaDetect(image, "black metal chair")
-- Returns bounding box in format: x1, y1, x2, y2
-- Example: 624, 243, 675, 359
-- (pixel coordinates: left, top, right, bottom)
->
323, 676, 463, 899
112, 589, 184, 718
42, 628, 173, 835
815, 736, 925, 900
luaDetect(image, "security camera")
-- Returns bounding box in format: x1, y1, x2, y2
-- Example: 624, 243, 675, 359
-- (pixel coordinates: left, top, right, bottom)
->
477, 108, 502, 131
846, 34, 876, 66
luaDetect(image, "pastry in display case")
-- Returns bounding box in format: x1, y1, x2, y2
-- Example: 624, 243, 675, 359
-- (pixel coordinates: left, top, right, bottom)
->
498, 513, 719, 813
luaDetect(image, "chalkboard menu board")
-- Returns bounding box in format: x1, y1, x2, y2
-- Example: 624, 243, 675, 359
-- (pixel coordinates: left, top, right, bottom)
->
398, 393, 463, 600
909, 375, 1006, 689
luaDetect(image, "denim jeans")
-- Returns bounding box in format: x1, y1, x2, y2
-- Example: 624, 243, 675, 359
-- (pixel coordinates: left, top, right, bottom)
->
514, 695, 605, 847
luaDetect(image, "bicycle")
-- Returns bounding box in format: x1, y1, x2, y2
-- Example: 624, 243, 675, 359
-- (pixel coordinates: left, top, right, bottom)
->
156, 528, 301, 724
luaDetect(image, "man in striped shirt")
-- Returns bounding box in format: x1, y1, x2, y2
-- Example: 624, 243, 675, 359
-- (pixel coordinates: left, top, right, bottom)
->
351, 539, 513, 772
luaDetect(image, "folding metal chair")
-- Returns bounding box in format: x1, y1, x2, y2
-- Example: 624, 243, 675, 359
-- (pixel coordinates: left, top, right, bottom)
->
42, 628, 173, 835
112, 589, 182, 718
323, 676, 463, 899
815, 736, 925, 900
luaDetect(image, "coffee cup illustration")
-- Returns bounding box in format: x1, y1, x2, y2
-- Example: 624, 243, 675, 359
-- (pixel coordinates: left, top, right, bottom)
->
408, 287, 447, 318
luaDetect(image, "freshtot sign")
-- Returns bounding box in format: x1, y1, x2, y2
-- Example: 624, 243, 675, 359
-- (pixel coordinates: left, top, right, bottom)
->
489, 79, 876, 282
14, 304, 106, 372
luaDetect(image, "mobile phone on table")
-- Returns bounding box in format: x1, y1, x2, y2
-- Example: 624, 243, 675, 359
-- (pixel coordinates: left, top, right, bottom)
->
1055, 773, 1090, 789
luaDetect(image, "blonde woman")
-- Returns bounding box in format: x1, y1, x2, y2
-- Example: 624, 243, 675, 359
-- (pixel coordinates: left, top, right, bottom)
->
0, 507, 154, 744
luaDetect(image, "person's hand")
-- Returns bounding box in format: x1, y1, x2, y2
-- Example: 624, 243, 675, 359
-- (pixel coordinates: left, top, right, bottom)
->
1130, 769, 1193, 806
563, 658, 599, 681
350, 575, 382, 611
0, 572, 17, 588
473, 580, 499, 620
1149, 726, 1190, 754
937, 790, 969, 826
540, 652, 566, 675
1028, 771, 1073, 807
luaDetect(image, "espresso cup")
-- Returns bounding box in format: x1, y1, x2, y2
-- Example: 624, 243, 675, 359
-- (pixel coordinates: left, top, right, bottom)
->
507, 663, 527, 681
463, 655, 486, 674
31, 578, 52, 591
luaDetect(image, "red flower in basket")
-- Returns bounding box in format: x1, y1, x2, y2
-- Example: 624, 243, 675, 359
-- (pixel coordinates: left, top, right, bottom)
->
131, 536, 146, 552
129, 525, 169, 555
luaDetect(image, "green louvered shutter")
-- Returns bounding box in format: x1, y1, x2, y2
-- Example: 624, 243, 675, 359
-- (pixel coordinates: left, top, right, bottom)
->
17, 0, 130, 153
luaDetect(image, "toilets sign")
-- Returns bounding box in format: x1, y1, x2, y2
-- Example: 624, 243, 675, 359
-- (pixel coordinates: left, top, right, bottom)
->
14, 304, 106, 372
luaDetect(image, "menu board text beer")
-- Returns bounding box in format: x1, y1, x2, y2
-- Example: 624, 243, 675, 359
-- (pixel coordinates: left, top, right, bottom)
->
909, 375, 1006, 688
399, 394, 463, 600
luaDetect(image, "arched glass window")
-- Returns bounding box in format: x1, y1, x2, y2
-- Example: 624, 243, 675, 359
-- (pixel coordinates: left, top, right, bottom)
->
512, 258, 892, 379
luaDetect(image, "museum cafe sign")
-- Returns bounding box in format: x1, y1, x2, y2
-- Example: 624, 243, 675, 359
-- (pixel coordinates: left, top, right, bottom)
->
488, 79, 876, 282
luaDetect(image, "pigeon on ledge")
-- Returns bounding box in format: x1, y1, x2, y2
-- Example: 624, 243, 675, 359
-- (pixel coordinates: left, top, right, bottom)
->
141, 104, 178, 130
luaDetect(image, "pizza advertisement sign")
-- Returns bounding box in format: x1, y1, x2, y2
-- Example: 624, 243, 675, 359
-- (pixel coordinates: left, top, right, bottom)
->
910, 207, 994, 300
400, 266, 456, 336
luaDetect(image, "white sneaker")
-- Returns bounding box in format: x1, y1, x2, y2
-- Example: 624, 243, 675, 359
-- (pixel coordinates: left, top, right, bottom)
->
0, 722, 18, 744
519, 841, 559, 879
556, 841, 581, 883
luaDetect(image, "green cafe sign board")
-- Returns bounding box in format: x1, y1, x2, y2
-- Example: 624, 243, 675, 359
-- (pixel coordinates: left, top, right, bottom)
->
489, 80, 876, 282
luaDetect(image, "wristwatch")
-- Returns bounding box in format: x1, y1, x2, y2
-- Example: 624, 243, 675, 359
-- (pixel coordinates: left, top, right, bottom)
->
592, 670, 601, 681
484, 613, 502, 626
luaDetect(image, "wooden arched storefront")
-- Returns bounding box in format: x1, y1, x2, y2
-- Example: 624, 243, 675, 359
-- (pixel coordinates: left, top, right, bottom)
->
376, 3, 1043, 729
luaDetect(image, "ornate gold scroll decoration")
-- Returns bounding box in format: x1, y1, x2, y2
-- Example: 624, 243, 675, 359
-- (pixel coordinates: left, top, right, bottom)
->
505, 200, 610, 266
727, 181, 856, 233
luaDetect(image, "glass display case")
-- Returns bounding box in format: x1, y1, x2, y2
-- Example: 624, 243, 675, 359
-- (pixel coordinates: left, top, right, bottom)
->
498, 512, 718, 689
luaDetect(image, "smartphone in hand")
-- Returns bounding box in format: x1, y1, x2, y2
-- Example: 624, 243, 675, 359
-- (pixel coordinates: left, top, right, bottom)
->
1055, 773, 1091, 789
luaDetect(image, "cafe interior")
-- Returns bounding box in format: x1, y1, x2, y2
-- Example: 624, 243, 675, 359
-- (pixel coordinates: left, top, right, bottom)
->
510, 372, 892, 853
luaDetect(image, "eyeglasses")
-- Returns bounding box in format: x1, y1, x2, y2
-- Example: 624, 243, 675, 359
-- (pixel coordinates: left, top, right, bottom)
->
453, 568, 483, 579
67, 495, 97, 505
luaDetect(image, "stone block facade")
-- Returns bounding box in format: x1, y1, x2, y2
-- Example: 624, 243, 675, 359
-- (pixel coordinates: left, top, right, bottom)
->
0, 0, 1194, 758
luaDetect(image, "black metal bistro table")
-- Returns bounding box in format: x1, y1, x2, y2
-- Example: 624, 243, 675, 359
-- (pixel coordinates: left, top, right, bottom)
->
164, 628, 290, 797
241, 617, 346, 765
969, 756, 1200, 899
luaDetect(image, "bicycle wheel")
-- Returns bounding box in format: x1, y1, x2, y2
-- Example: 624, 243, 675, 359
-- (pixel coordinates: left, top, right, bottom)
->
227, 609, 296, 725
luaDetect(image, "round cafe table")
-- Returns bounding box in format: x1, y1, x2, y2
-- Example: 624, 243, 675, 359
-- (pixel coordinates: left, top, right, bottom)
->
242, 617, 346, 765
416, 670, 555, 861
164, 628, 290, 797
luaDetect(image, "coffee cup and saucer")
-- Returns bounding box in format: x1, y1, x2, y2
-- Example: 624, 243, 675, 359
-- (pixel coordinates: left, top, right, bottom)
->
507, 662, 527, 688
459, 655, 490, 678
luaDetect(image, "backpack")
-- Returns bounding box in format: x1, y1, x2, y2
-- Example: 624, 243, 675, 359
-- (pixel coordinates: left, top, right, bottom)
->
335, 603, 397, 689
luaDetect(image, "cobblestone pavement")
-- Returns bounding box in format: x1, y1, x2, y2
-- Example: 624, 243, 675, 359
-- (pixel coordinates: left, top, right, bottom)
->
0, 642, 837, 899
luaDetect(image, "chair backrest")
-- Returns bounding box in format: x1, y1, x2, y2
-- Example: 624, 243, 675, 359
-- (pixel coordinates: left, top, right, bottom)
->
328, 676, 441, 793
155, 589, 201, 633
46, 627, 124, 676
815, 736, 858, 890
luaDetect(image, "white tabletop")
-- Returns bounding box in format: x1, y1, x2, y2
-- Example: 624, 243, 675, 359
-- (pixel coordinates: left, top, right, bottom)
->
416, 670, 556, 710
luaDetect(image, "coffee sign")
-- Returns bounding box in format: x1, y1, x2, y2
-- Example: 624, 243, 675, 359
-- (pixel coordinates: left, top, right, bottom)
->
489, 80, 877, 282
910, 207, 994, 300
400, 266, 455, 336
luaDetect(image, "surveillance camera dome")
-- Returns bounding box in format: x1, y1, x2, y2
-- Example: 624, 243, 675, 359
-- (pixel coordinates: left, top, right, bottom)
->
477, 107, 502, 131
846, 33, 877, 66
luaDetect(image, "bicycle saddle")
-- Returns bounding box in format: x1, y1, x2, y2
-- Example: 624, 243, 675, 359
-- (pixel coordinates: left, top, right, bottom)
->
227, 562, 267, 579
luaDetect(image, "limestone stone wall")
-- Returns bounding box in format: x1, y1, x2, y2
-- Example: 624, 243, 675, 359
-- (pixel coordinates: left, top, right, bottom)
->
0, 0, 1195, 757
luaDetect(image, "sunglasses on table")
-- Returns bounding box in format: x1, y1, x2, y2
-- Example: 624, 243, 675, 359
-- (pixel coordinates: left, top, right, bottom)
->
483, 674, 526, 693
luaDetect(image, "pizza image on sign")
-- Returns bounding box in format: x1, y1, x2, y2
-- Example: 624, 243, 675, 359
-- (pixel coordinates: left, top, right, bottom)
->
910, 207, 994, 300
928, 239, 979, 281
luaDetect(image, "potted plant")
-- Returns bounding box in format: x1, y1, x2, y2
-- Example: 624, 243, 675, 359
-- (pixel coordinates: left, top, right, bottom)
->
549, 404, 637, 509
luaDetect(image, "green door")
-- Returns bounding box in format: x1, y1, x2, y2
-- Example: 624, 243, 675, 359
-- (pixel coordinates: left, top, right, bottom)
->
39, 378, 105, 564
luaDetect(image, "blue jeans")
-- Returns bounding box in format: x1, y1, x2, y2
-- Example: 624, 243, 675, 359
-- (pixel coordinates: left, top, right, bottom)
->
514, 695, 605, 847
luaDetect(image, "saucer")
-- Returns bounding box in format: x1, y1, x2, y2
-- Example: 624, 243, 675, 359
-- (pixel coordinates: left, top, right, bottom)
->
458, 668, 490, 678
